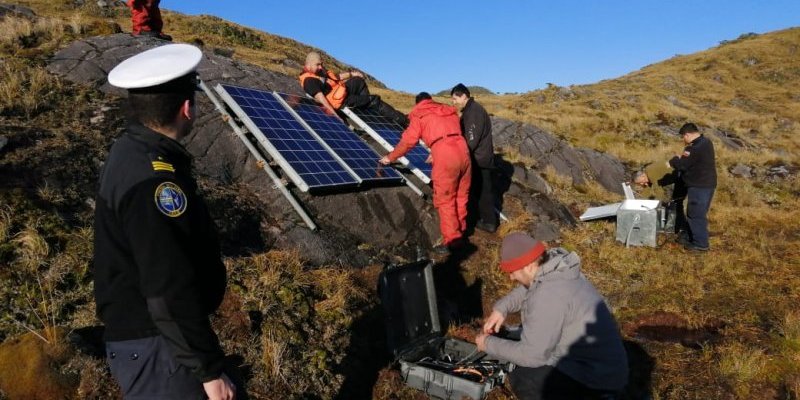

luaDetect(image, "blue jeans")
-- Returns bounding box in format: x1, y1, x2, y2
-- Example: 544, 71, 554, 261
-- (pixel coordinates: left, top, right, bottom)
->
686, 187, 714, 248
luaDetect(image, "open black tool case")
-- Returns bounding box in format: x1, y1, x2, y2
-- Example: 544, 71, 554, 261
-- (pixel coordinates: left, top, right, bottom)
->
379, 259, 513, 399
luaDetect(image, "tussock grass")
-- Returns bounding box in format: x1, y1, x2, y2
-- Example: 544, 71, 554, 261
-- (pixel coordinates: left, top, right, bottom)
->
717, 343, 770, 397
0, 16, 64, 50
0, 206, 11, 243
12, 223, 49, 272
261, 331, 288, 383
0, 61, 62, 116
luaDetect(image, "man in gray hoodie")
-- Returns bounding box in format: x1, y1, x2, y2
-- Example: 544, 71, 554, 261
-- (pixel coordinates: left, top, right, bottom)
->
475, 232, 628, 399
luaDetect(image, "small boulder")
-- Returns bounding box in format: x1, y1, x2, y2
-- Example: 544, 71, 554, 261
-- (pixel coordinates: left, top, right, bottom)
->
512, 164, 551, 194
729, 163, 752, 179
0, 3, 36, 19
767, 165, 790, 179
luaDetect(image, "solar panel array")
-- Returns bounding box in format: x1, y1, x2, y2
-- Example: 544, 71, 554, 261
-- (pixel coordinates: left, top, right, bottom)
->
343, 107, 433, 181
216, 84, 358, 191
277, 94, 403, 184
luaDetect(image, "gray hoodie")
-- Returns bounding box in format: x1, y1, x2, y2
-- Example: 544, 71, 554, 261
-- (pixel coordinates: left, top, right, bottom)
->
484, 248, 628, 391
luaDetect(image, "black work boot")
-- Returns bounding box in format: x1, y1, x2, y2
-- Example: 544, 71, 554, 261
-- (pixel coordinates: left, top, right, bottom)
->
431, 244, 450, 256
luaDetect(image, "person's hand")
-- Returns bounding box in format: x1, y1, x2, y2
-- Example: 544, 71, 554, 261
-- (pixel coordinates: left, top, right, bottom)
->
483, 310, 505, 334
203, 373, 236, 400
475, 332, 489, 352
379, 156, 391, 165
351, 70, 364, 78
425, 154, 433, 164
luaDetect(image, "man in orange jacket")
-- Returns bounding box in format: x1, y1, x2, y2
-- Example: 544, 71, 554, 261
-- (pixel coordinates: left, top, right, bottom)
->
127, 0, 172, 41
380, 93, 471, 254
299, 52, 408, 127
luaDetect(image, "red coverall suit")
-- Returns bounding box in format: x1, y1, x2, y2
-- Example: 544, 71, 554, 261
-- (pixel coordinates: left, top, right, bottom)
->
387, 100, 472, 246
127, 0, 164, 35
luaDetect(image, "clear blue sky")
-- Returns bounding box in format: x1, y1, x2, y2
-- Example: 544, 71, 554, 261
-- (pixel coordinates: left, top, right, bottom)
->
164, 1, 800, 94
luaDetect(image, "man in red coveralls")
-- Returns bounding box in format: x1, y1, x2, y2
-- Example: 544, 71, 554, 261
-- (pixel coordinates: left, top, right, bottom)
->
127, 0, 172, 41
380, 92, 471, 255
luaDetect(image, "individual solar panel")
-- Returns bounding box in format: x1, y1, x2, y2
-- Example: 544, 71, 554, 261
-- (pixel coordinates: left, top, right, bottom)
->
276, 94, 403, 184
215, 84, 358, 192
342, 107, 432, 184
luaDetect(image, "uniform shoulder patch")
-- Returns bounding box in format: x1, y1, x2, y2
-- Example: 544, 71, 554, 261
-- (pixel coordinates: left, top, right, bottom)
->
154, 182, 187, 217
149, 154, 175, 173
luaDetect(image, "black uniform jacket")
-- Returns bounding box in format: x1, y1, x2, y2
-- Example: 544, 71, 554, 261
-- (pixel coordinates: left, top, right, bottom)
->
93, 122, 226, 382
460, 97, 494, 168
669, 134, 717, 188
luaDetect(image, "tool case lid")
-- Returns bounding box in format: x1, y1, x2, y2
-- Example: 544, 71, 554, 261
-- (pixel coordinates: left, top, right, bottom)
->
379, 259, 441, 358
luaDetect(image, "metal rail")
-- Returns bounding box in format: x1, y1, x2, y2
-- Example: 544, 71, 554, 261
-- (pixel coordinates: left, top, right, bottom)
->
199, 81, 317, 230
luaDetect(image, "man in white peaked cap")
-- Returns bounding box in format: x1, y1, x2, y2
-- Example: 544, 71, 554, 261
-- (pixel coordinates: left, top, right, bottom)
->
94, 44, 236, 400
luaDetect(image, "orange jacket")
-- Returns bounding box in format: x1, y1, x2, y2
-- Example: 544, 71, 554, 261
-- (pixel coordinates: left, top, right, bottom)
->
388, 99, 463, 161
299, 69, 347, 109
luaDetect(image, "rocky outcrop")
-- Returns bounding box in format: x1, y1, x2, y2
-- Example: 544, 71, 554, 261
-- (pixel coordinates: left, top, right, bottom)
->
492, 116, 626, 194
47, 34, 439, 264
47, 33, 300, 97
0, 3, 36, 19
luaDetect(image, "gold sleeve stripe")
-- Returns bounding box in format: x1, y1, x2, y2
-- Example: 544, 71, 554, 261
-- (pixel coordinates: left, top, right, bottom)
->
151, 161, 175, 172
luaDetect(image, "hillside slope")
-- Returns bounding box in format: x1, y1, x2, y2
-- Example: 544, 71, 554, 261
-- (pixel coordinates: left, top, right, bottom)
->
480, 28, 800, 164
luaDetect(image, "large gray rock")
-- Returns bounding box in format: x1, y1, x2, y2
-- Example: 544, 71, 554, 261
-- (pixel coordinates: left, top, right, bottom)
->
712, 129, 750, 151
47, 34, 301, 97
492, 117, 626, 194
512, 164, 551, 195
47, 34, 439, 264
0, 3, 36, 19
729, 163, 753, 179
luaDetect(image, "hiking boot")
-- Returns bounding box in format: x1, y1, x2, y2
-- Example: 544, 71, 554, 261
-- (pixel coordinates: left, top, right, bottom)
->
475, 220, 497, 233
448, 237, 468, 251
135, 31, 173, 41
684, 242, 709, 252
431, 244, 450, 256
676, 233, 691, 246
368, 94, 382, 109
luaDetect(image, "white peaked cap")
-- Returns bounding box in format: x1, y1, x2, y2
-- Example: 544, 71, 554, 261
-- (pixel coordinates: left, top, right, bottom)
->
108, 44, 203, 89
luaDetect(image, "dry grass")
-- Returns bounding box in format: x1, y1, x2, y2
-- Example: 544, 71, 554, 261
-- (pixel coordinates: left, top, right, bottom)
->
0, 207, 11, 244
0, 61, 63, 116
12, 223, 49, 272
0, 16, 65, 50
717, 343, 770, 397
260, 330, 288, 383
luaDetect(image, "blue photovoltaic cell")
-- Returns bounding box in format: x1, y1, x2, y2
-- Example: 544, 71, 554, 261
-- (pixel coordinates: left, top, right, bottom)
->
279, 94, 403, 183
346, 107, 433, 178
219, 84, 358, 190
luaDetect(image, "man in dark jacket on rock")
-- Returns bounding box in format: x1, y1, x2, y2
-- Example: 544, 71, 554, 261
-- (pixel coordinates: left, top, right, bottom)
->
95, 44, 235, 400
451, 83, 497, 232
669, 123, 717, 251
476, 232, 628, 399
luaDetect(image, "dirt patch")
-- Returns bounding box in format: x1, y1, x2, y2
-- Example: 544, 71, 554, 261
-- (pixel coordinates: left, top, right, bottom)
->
622, 311, 725, 348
